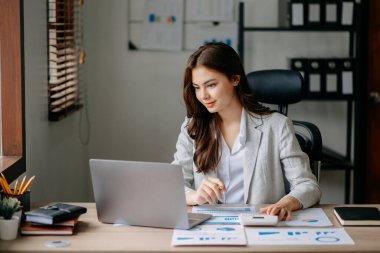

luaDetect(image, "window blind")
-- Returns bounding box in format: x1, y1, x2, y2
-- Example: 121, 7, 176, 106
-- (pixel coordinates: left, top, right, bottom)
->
48, 0, 84, 121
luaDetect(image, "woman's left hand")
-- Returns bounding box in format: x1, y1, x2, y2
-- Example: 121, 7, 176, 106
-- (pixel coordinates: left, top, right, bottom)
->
258, 196, 301, 221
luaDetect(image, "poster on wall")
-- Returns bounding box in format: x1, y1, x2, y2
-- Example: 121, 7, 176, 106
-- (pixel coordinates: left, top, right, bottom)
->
141, 0, 184, 51
187, 0, 234, 21
197, 22, 238, 51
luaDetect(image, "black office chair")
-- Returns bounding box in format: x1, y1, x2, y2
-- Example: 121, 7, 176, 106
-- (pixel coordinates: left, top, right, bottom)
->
246, 69, 322, 182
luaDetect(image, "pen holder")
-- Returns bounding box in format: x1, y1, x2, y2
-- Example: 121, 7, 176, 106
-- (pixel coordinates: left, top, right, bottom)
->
0, 190, 30, 212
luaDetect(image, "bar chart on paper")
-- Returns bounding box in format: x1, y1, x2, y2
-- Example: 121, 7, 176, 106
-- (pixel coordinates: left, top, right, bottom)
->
192, 205, 255, 225
245, 228, 354, 245
171, 225, 247, 246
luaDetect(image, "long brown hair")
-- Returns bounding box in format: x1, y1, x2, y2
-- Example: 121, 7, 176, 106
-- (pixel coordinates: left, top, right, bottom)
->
183, 42, 271, 174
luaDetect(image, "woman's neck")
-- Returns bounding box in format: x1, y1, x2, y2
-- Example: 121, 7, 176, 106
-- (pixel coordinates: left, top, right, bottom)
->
218, 99, 243, 125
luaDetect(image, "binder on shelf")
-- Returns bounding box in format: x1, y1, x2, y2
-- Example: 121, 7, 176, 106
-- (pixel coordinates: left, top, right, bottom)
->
325, 58, 339, 94
340, 58, 355, 95
290, 58, 308, 81
278, 0, 290, 28
324, 0, 340, 28
306, 0, 323, 28
307, 59, 324, 94
290, 0, 306, 27
341, 0, 355, 27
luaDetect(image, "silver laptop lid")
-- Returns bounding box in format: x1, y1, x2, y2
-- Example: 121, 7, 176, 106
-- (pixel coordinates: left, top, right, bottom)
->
90, 159, 190, 229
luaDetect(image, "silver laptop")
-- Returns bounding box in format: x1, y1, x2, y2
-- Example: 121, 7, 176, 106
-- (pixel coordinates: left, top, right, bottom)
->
89, 159, 211, 229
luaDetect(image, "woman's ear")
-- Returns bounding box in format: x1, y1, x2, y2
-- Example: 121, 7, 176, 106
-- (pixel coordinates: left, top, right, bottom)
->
233, 75, 241, 86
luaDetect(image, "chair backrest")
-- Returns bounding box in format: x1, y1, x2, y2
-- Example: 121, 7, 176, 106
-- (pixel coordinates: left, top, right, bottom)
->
247, 69, 305, 115
246, 69, 322, 182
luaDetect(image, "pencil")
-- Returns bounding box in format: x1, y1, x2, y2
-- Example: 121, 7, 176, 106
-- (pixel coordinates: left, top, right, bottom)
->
0, 176, 11, 194
0, 178, 11, 194
0, 173, 6, 182
0, 173, 9, 191
0, 178, 5, 193
18, 175, 26, 194
20, 175, 35, 194
13, 180, 19, 194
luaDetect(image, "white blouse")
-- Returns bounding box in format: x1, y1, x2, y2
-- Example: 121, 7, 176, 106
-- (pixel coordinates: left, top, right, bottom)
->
217, 109, 246, 204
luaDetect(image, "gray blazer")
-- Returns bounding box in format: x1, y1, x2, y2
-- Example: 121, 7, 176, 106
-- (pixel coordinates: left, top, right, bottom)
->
172, 112, 321, 208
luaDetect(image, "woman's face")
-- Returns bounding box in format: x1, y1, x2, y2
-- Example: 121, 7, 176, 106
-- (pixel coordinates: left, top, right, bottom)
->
191, 66, 240, 114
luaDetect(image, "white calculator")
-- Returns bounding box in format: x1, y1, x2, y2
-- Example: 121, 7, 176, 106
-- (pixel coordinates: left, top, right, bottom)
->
239, 213, 278, 226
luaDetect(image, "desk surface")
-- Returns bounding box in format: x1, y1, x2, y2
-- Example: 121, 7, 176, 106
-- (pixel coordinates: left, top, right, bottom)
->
1, 203, 380, 253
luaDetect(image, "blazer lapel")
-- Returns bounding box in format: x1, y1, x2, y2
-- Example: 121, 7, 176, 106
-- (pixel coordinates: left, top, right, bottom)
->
243, 115, 263, 203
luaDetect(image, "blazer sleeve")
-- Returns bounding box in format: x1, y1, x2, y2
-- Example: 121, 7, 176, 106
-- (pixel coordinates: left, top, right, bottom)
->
279, 117, 321, 208
171, 118, 195, 192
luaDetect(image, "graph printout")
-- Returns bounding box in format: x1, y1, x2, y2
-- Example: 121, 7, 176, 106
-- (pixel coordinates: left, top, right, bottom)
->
246, 228, 354, 245
141, 0, 183, 51
192, 205, 255, 225
171, 225, 247, 246
279, 208, 333, 227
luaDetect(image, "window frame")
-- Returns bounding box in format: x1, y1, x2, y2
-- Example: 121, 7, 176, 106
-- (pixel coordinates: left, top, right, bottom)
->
0, 0, 26, 182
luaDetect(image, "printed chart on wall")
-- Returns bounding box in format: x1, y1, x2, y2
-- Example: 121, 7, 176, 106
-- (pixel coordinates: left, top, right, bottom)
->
187, 0, 234, 22
141, 0, 184, 51
197, 23, 237, 51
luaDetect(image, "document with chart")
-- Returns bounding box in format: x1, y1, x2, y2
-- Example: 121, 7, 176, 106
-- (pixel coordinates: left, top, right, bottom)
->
192, 205, 254, 225
279, 208, 333, 227
171, 225, 247, 246
192, 206, 332, 227
245, 228, 354, 245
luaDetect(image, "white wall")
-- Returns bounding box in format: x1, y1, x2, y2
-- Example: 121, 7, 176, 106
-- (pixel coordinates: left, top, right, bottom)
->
24, 0, 92, 202
84, 0, 187, 163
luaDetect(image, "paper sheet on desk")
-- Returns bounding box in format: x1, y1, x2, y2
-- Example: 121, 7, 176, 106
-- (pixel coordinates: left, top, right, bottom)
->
193, 206, 332, 227
279, 208, 333, 227
192, 205, 255, 225
171, 225, 247, 246
246, 228, 354, 245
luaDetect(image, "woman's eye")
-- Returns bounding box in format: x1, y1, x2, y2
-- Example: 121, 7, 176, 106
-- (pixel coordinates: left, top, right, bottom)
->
193, 86, 200, 90
207, 83, 216, 88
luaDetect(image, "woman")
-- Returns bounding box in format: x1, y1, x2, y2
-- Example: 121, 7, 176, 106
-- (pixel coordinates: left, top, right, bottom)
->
172, 42, 321, 221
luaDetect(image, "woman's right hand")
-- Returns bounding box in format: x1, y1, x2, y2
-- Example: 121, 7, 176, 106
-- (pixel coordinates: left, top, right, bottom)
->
186, 178, 226, 205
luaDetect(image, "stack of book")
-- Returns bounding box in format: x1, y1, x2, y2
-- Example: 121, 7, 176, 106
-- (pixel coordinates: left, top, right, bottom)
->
21, 203, 87, 235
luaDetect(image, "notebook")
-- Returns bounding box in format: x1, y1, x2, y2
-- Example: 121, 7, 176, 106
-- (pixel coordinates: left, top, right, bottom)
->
89, 159, 211, 230
334, 207, 380, 226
